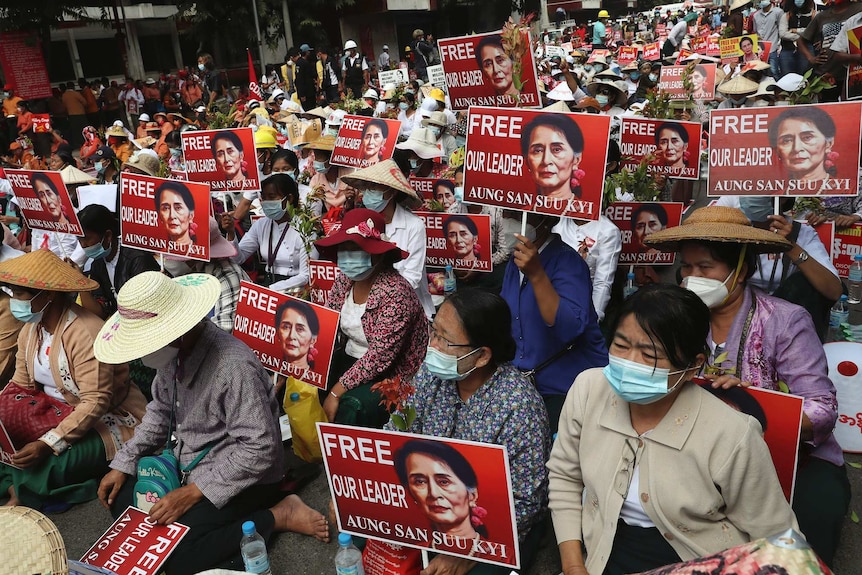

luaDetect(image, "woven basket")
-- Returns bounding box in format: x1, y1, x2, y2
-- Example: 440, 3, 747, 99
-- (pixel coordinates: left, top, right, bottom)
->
2, 506, 68, 575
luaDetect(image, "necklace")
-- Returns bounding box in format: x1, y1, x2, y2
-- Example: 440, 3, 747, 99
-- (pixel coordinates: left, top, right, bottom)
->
431, 533, 481, 557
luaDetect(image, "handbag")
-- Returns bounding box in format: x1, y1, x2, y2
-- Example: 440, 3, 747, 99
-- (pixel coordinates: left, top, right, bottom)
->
522, 338, 579, 387
0, 382, 74, 446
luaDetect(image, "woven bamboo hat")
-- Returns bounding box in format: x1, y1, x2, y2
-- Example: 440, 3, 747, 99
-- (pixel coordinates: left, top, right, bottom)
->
2, 506, 68, 575
59, 164, 95, 185
341, 159, 418, 199
307, 134, 336, 152
0, 249, 98, 292
94, 271, 220, 364
718, 75, 759, 96
644, 206, 792, 253
105, 125, 128, 138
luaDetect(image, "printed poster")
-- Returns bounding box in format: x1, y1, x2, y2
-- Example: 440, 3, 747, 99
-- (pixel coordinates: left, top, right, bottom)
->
619, 117, 702, 180
0, 32, 52, 100
438, 30, 541, 111
409, 177, 438, 201
707, 103, 862, 197
309, 259, 342, 306
643, 42, 661, 61
378, 68, 409, 86
657, 64, 716, 101
4, 169, 83, 236
831, 222, 862, 278
331, 115, 400, 169
181, 127, 261, 194
319, 423, 520, 568
427, 64, 446, 89
617, 46, 639, 66
416, 211, 493, 272
233, 281, 339, 389
719, 34, 760, 61
846, 25, 862, 101
463, 106, 611, 220
119, 173, 211, 261
605, 202, 685, 265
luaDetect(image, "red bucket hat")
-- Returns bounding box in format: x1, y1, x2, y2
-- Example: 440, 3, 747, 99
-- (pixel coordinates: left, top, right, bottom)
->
314, 208, 408, 262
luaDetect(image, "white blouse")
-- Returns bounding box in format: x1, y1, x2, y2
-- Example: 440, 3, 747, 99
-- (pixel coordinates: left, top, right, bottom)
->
340, 288, 368, 359
233, 217, 308, 291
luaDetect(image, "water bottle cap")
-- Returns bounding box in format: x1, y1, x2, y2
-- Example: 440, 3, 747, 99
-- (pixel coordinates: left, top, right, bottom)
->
627, 272, 634, 279
289, 392, 300, 401
242, 520, 256, 535
445, 264, 453, 271
338, 532, 352, 546
855, 254, 862, 261
840, 294, 848, 301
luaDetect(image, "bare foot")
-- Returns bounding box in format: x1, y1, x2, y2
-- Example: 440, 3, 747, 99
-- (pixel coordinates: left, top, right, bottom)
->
270, 494, 330, 542
3, 485, 19, 507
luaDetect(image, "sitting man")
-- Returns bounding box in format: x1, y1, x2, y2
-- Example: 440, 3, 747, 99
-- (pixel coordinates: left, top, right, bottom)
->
96, 271, 329, 574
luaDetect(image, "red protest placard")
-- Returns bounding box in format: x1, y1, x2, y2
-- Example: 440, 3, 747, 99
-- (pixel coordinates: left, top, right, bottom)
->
586, 49, 610, 64
831, 223, 862, 278
605, 202, 685, 265
655, 23, 667, 38
0, 32, 52, 100
331, 115, 400, 169
708, 103, 862, 197
32, 114, 51, 133
233, 281, 339, 389
5, 169, 83, 236
81, 506, 190, 575
438, 30, 541, 111
309, 259, 342, 306
119, 173, 212, 261
181, 127, 261, 194
811, 219, 834, 263
643, 42, 661, 61
319, 424, 521, 568
617, 46, 639, 66
690, 36, 708, 54
707, 35, 721, 57
674, 49, 694, 65
719, 34, 760, 61
409, 177, 437, 200
619, 118, 701, 180
464, 106, 610, 220
416, 211, 493, 272
658, 64, 715, 101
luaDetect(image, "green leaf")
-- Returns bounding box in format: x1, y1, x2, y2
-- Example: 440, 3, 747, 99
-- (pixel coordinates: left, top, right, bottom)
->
714, 351, 729, 365
851, 510, 859, 524
848, 461, 862, 469
777, 381, 790, 393
405, 406, 417, 428
390, 413, 406, 431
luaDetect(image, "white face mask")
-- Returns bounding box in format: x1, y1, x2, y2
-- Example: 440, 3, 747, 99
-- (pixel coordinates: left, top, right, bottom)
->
680, 270, 735, 309
141, 345, 180, 369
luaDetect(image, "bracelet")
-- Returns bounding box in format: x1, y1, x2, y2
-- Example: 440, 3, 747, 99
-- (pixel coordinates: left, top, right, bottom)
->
330, 391, 340, 399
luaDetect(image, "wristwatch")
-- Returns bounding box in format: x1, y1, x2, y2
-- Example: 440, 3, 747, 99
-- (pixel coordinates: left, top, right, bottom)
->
792, 251, 809, 266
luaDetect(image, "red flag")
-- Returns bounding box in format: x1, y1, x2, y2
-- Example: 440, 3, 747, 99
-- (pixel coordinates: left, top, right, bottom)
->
247, 49, 262, 101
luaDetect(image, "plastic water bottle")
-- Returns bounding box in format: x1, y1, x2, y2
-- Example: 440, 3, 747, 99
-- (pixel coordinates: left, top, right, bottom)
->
335, 533, 365, 575
240, 521, 273, 575
444, 265, 456, 296
849, 254, 862, 304
623, 271, 638, 298
829, 295, 850, 342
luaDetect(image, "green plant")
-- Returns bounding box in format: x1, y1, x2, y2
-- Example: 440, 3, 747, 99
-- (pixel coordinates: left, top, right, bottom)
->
787, 69, 833, 104
285, 188, 324, 299
371, 376, 416, 430
205, 104, 240, 130
603, 154, 663, 207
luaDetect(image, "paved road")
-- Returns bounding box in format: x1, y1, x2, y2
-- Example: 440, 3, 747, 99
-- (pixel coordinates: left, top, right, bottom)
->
37, 449, 862, 574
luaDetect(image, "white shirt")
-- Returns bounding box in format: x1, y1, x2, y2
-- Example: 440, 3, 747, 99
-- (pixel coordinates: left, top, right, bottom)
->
233, 217, 308, 291
104, 244, 121, 290
620, 463, 656, 527
33, 328, 64, 402
31, 229, 87, 266
397, 110, 418, 139
341, 288, 369, 358
387, 203, 435, 319
554, 216, 623, 320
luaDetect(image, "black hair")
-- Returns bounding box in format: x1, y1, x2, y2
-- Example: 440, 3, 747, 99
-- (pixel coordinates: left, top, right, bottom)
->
739, 36, 754, 50
630, 204, 669, 232
362, 118, 389, 139
767, 106, 836, 148
474, 35, 509, 68
31, 172, 60, 197
654, 122, 690, 145
271, 148, 299, 170
443, 214, 479, 237
679, 239, 758, 281
433, 179, 455, 199
704, 386, 768, 431
154, 181, 195, 212
403, 92, 416, 106
606, 139, 621, 173
210, 130, 244, 155
165, 130, 182, 147
274, 299, 320, 335
444, 288, 516, 365
78, 204, 120, 237
286, 47, 300, 59
55, 150, 74, 167
262, 173, 299, 209
520, 113, 584, 158
609, 283, 710, 370
693, 64, 708, 78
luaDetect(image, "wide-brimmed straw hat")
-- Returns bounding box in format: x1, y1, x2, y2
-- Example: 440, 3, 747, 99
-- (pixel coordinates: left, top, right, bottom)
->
587, 79, 627, 107
2, 507, 68, 575
123, 150, 161, 177
303, 106, 331, 121
644, 206, 792, 254
307, 134, 336, 152
543, 100, 572, 112
94, 272, 220, 364
718, 75, 759, 96
59, 165, 95, 185
741, 59, 771, 74
394, 127, 441, 159
314, 208, 408, 262
730, 0, 751, 10
547, 82, 576, 102
421, 111, 448, 128
341, 159, 418, 199
105, 125, 128, 138
0, 249, 99, 292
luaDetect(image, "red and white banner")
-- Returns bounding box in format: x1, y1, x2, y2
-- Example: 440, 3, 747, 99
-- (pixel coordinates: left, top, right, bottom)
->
181, 128, 261, 194
586, 49, 610, 64
438, 30, 541, 111
0, 32, 52, 100
619, 118, 701, 180
32, 114, 52, 133
309, 259, 342, 306
617, 46, 639, 66
605, 202, 684, 265
319, 424, 520, 568
81, 506, 190, 575
120, 173, 211, 261
643, 42, 661, 61
658, 64, 715, 101
831, 223, 862, 278
247, 48, 263, 101
416, 211, 493, 272
719, 34, 760, 60
331, 115, 400, 169
708, 103, 862, 197
463, 106, 610, 220
408, 177, 438, 201
5, 169, 82, 236
233, 281, 339, 389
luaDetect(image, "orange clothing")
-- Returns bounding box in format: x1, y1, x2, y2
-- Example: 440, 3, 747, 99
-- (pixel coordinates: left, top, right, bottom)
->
80, 135, 103, 160
135, 125, 149, 139
62, 90, 87, 116
82, 88, 98, 114
2, 96, 22, 117
16, 111, 32, 133
112, 141, 134, 163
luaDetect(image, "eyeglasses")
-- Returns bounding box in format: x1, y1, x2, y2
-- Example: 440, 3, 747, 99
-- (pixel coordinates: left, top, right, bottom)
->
612, 437, 639, 498
428, 324, 472, 349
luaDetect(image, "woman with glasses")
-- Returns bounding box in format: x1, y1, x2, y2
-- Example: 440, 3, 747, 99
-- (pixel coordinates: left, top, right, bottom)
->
547, 284, 796, 575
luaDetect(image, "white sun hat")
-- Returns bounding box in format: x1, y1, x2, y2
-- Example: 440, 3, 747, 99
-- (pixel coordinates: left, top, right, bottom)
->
94, 272, 220, 364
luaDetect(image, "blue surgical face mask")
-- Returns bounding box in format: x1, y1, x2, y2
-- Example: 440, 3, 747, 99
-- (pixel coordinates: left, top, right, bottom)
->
399, 102, 410, 110
313, 160, 329, 174
649, 73, 658, 82
94, 160, 105, 174
362, 189, 390, 212
794, 0, 804, 6
630, 72, 641, 81
337, 249, 374, 280
261, 198, 287, 220
453, 186, 464, 202
760, 0, 771, 8
409, 159, 420, 170
424, 346, 481, 381
428, 126, 442, 138
169, 147, 182, 159
10, 291, 48, 323
743, 8, 751, 16
198, 63, 206, 72
83, 236, 111, 261
585, 65, 593, 72
596, 94, 609, 107
603, 355, 689, 405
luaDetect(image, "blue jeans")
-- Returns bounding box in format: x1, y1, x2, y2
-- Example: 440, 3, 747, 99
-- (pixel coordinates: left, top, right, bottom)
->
768, 49, 780, 78
779, 43, 813, 76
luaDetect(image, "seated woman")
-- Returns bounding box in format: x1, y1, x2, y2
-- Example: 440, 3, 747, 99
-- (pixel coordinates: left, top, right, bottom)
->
315, 208, 428, 427
644, 206, 849, 567
548, 284, 797, 575
0, 250, 147, 510
396, 289, 550, 574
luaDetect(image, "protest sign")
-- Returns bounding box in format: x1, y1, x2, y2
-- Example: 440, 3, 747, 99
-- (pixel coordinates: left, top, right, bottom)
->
719, 34, 759, 60
81, 506, 190, 575
233, 281, 339, 389
847, 25, 862, 100
181, 127, 261, 194
416, 211, 492, 272
619, 117, 701, 180
309, 259, 342, 306
409, 177, 438, 200
656, 23, 667, 38
707, 35, 721, 57
617, 46, 639, 66
586, 49, 610, 63
379, 68, 409, 86
438, 30, 541, 111
694, 380, 803, 502
0, 419, 20, 469
674, 49, 695, 65
826, 342, 862, 453
708, 103, 862, 197
463, 106, 610, 220
831, 223, 862, 277
119, 173, 211, 261
319, 423, 520, 568
812, 219, 834, 261
0, 32, 52, 100
331, 115, 400, 169
5, 169, 83, 236
643, 42, 661, 61
544, 45, 566, 58
690, 35, 708, 54
605, 202, 685, 265
658, 64, 715, 100
561, 41, 573, 52
77, 184, 118, 211
427, 64, 446, 88
32, 114, 51, 133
